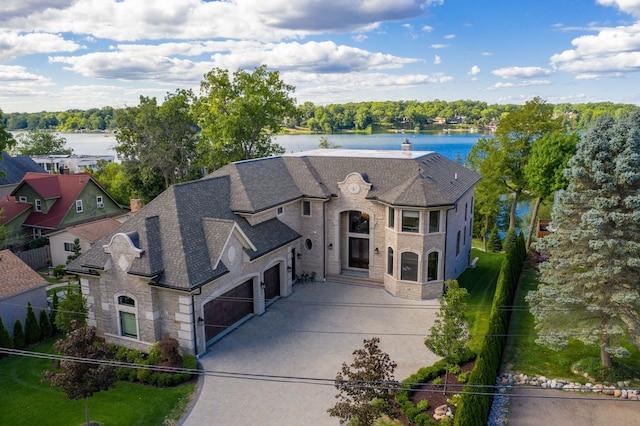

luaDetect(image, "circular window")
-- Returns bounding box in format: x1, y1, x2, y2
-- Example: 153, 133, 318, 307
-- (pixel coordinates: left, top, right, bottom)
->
305, 238, 313, 250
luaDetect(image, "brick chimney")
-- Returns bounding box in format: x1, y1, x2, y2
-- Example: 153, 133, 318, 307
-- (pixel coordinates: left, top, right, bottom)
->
130, 198, 142, 213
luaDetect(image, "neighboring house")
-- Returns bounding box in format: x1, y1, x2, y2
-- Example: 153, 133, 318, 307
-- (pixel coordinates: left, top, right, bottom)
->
30, 154, 115, 174
48, 217, 122, 267
0, 152, 47, 198
0, 249, 48, 334
67, 147, 480, 356
0, 172, 126, 245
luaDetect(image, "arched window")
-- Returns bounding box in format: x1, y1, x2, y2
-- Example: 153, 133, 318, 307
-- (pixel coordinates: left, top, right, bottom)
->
400, 252, 419, 281
117, 295, 138, 338
387, 247, 394, 276
427, 252, 439, 281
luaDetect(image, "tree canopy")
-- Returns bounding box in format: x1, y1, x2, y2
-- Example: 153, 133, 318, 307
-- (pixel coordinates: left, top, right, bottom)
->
194, 65, 298, 170
467, 97, 563, 230
14, 130, 73, 155
328, 337, 398, 426
527, 112, 640, 367
114, 89, 201, 201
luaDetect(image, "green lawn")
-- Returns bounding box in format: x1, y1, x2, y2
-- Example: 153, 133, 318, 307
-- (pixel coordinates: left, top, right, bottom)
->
0, 338, 196, 425
457, 246, 505, 353
502, 260, 640, 381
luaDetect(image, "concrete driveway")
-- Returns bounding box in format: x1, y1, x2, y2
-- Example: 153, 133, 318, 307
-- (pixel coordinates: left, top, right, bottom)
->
182, 281, 440, 426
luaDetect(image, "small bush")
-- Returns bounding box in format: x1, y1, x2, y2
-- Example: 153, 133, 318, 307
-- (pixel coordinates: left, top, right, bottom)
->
457, 372, 469, 383
432, 377, 442, 385
414, 412, 438, 426
39, 309, 52, 339
52, 265, 65, 279
573, 357, 640, 383
416, 399, 429, 411
447, 364, 461, 375
24, 302, 41, 345
0, 316, 13, 350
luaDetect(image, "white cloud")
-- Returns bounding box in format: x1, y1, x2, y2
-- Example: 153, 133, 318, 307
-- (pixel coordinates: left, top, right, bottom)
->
468, 65, 480, 75
444, 34, 456, 39
491, 66, 553, 79
434, 55, 441, 64
487, 80, 551, 90
597, 0, 640, 18
422, 25, 434, 32
352, 34, 368, 42
0, 31, 81, 62
0, 65, 53, 85
550, 22, 640, 77
431, 44, 449, 49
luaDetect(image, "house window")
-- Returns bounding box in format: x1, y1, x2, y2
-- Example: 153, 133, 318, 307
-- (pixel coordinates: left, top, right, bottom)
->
471, 197, 474, 214
427, 251, 439, 281
76, 200, 83, 213
96, 196, 104, 208
117, 295, 138, 338
469, 220, 473, 236
456, 231, 461, 255
35, 199, 42, 212
277, 206, 283, 215
64, 242, 74, 252
465, 202, 468, 221
302, 201, 311, 216
18, 196, 27, 202
387, 247, 394, 276
349, 211, 370, 234
388, 207, 395, 229
401, 210, 420, 233
464, 226, 467, 245
428, 211, 440, 233
400, 252, 419, 281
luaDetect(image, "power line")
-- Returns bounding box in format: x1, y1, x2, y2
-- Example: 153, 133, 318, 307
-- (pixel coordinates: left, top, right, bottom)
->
2, 348, 638, 403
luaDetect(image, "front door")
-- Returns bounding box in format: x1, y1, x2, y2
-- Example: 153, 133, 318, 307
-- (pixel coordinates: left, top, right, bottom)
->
348, 237, 369, 269
264, 264, 280, 300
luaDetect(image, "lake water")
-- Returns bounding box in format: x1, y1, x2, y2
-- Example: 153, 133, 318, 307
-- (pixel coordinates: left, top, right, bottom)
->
44, 131, 486, 163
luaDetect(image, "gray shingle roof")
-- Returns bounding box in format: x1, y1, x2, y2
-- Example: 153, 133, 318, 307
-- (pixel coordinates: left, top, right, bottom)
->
209, 149, 480, 210
67, 175, 300, 291
0, 152, 46, 186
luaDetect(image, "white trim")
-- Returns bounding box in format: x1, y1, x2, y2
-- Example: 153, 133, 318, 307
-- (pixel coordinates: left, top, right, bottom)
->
76, 199, 83, 213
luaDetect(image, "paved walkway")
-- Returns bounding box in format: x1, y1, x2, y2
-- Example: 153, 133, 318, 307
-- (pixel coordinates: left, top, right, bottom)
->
182, 281, 440, 426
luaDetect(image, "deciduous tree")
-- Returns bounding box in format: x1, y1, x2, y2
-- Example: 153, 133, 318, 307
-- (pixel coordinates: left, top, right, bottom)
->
55, 286, 87, 334
194, 65, 298, 170
523, 132, 578, 249
43, 323, 117, 426
115, 89, 200, 200
14, 130, 73, 155
527, 112, 640, 367
328, 337, 398, 426
424, 280, 470, 394
467, 97, 563, 230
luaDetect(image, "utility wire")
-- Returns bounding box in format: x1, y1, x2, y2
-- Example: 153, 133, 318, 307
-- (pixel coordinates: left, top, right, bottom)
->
2, 348, 638, 403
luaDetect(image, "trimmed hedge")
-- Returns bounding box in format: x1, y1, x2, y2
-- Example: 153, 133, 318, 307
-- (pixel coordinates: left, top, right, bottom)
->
454, 232, 526, 426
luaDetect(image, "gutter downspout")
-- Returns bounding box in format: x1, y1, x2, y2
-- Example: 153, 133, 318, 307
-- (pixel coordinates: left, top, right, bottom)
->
191, 287, 202, 357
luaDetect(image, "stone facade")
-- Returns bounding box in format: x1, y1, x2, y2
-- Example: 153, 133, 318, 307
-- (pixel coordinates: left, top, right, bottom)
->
69, 149, 480, 356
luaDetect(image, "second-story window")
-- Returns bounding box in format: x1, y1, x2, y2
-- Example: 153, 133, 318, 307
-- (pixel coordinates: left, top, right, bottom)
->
388, 207, 395, 229
401, 210, 419, 233
76, 200, 83, 213
34, 199, 42, 212
96, 196, 104, 208
302, 201, 311, 216
428, 210, 440, 233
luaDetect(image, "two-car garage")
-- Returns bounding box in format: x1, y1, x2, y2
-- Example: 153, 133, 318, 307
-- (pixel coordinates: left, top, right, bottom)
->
203, 264, 281, 344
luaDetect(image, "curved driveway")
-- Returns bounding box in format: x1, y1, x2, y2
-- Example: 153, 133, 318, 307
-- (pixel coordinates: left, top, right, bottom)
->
182, 281, 440, 426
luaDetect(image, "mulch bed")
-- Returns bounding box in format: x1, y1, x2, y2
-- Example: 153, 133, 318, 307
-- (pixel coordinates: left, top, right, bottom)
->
394, 360, 475, 425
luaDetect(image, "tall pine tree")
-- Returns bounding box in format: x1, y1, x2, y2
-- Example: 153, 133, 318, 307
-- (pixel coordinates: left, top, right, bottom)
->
527, 112, 640, 367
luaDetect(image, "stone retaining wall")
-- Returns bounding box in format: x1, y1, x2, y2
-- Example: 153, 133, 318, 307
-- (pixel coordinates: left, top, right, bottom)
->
497, 373, 639, 400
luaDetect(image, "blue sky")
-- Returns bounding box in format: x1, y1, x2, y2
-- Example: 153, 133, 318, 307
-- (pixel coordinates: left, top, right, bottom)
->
2, 0, 640, 113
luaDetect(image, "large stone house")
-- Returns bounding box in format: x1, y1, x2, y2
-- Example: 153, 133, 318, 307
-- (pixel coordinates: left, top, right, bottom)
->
67, 147, 480, 356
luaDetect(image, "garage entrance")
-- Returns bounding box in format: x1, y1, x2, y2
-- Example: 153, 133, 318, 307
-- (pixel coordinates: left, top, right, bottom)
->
204, 278, 254, 342
263, 264, 280, 301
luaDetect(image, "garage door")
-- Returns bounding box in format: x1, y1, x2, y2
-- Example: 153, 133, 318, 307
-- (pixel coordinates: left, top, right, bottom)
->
204, 279, 254, 342
264, 264, 280, 301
